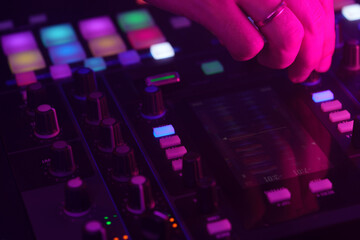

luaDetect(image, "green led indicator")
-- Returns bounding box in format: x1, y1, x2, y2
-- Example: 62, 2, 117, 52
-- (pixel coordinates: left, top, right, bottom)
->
168, 214, 171, 217
117, 10, 154, 32
201, 60, 224, 76
106, 221, 112, 225
113, 214, 118, 218
104, 216, 109, 220
150, 74, 176, 83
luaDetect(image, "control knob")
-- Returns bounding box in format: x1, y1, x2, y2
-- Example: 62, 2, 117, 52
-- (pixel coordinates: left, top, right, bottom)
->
34, 104, 60, 139
74, 67, 97, 100
98, 118, 123, 152
50, 140, 76, 177
141, 86, 165, 119
112, 144, 139, 182
197, 177, 218, 214
26, 82, 47, 114
127, 175, 155, 214
86, 91, 109, 125
82, 220, 107, 240
64, 177, 91, 217
182, 152, 203, 188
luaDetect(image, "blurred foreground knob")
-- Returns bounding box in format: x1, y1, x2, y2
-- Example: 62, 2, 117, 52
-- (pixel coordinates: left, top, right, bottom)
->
26, 82, 47, 113
112, 144, 139, 182
50, 140, 76, 177
182, 152, 203, 188
74, 67, 97, 100
34, 104, 60, 139
98, 118, 123, 152
86, 91, 109, 125
127, 175, 155, 214
352, 116, 360, 148
64, 177, 91, 217
141, 86, 165, 119
197, 177, 218, 214
82, 220, 107, 240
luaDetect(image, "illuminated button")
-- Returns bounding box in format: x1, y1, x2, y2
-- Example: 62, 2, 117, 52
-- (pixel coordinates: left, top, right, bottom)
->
172, 159, 183, 171
165, 146, 187, 159
329, 110, 351, 122
50, 64, 72, 80
150, 42, 175, 60
170, 16, 191, 29
88, 34, 126, 57
321, 100, 342, 112
146, 72, 180, 87
8, 50, 46, 74
312, 90, 334, 103
29, 14, 47, 25
1, 31, 37, 55
206, 219, 232, 236
118, 50, 141, 66
15, 71, 37, 87
338, 120, 354, 133
342, 4, 360, 21
201, 60, 224, 75
153, 125, 175, 138
0, 20, 14, 31
79, 16, 117, 40
40, 24, 77, 47
48, 41, 86, 64
117, 9, 155, 32
309, 179, 333, 193
84, 57, 106, 72
265, 188, 291, 204
127, 26, 166, 50
159, 135, 181, 148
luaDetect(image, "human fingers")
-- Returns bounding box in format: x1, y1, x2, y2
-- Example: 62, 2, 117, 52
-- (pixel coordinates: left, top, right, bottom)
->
145, 0, 264, 60
236, 0, 304, 69
286, 0, 328, 83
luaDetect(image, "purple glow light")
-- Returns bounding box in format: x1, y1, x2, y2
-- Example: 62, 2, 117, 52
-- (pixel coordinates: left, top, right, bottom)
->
1, 31, 38, 55
50, 64, 72, 80
79, 16, 117, 40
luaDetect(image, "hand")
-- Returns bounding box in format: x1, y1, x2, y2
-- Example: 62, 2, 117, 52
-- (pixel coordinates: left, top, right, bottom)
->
146, 0, 335, 83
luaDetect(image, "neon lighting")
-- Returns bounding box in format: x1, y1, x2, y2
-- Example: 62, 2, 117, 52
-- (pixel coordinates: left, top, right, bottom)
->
118, 50, 141, 66
104, 216, 109, 220
117, 9, 154, 32
48, 41, 86, 64
40, 24, 77, 47
88, 34, 126, 57
127, 26, 166, 50
312, 90, 334, 103
50, 64, 72, 80
8, 50, 46, 74
342, 4, 360, 21
1, 31, 38, 55
153, 125, 175, 138
146, 72, 180, 86
122, 235, 129, 240
150, 42, 175, 60
201, 60, 224, 75
84, 57, 107, 72
106, 221, 112, 225
15, 71, 37, 87
79, 16, 117, 40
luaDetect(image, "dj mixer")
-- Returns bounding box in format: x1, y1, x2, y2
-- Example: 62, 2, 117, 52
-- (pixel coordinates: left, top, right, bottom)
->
3, 0, 360, 239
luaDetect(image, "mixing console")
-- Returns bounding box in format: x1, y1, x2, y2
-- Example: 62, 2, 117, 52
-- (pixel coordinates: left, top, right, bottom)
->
3, 0, 360, 239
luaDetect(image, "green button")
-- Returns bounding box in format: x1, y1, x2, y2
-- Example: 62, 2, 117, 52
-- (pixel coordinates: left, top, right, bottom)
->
201, 60, 224, 75
117, 9, 155, 32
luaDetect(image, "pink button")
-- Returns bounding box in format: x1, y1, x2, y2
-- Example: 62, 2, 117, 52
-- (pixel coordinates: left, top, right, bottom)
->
15, 71, 37, 87
265, 188, 291, 204
329, 110, 351, 122
321, 100, 342, 112
159, 135, 181, 148
127, 26, 166, 50
338, 120, 354, 133
309, 179, 333, 193
165, 146, 187, 159
1, 31, 38, 55
50, 64, 72, 80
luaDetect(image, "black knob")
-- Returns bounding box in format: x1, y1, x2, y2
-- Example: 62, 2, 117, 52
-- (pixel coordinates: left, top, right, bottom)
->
197, 177, 218, 214
127, 175, 155, 214
86, 91, 109, 125
82, 220, 107, 240
26, 82, 47, 113
141, 86, 166, 119
342, 39, 360, 71
182, 152, 203, 188
112, 144, 139, 182
141, 213, 169, 240
74, 67, 97, 100
50, 141, 76, 177
352, 116, 360, 148
64, 177, 91, 217
98, 118, 123, 153
34, 104, 60, 139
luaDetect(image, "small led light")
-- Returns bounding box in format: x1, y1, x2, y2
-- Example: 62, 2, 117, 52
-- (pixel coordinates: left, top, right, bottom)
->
150, 42, 175, 60
153, 125, 175, 138
122, 235, 129, 240
84, 57, 107, 72
106, 221, 112, 225
104, 216, 109, 220
312, 90, 334, 103
172, 223, 178, 228
169, 218, 175, 223
342, 4, 360, 21
113, 237, 120, 240
113, 214, 118, 218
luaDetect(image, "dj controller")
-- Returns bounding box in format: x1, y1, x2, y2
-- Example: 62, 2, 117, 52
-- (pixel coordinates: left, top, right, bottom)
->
3, 0, 360, 239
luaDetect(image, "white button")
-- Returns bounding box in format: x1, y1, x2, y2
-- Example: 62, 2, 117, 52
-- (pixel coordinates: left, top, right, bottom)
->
329, 110, 351, 122
172, 159, 183, 171
265, 188, 291, 204
309, 179, 333, 193
165, 146, 187, 159
206, 219, 232, 235
338, 120, 354, 133
159, 135, 181, 148
321, 100, 342, 112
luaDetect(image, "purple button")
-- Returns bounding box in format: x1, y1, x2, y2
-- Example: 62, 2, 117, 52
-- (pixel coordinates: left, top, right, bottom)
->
79, 16, 117, 40
1, 31, 38, 56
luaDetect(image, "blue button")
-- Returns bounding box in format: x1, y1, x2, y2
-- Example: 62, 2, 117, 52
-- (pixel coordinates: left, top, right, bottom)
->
40, 24, 78, 47
84, 57, 106, 72
48, 41, 86, 64
312, 90, 334, 103
153, 125, 175, 138
118, 50, 141, 66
